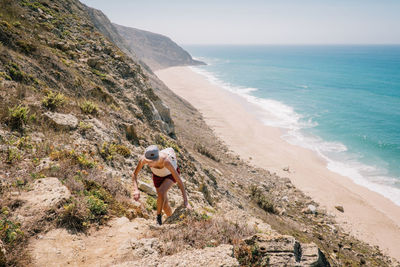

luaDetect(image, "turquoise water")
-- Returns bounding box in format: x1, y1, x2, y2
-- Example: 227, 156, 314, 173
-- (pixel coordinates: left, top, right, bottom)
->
184, 45, 400, 205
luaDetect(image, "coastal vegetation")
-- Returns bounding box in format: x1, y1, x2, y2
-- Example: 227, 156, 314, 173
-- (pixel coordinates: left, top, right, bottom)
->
0, 0, 397, 266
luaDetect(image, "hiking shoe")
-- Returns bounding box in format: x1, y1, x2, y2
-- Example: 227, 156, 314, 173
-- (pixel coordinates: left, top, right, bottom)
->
157, 214, 162, 225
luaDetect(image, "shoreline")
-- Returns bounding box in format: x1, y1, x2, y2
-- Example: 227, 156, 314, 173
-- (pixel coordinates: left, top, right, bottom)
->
156, 66, 400, 261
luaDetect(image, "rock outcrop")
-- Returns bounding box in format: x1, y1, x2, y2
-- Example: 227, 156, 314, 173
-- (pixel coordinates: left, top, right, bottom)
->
44, 112, 79, 130
244, 234, 330, 267
12, 178, 70, 225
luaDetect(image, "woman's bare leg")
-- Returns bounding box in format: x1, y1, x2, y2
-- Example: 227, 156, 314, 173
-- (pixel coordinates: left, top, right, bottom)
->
156, 178, 174, 216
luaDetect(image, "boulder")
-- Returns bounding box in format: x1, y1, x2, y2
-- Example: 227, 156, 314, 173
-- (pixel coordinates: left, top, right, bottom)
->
138, 181, 157, 196
44, 112, 78, 130
13, 177, 71, 224
335, 206, 344, 213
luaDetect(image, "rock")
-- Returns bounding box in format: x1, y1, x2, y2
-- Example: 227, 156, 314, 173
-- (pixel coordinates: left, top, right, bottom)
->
114, 244, 239, 267
164, 205, 192, 224
335, 205, 344, 213
214, 168, 223, 176
44, 112, 78, 130
302, 204, 317, 214
138, 181, 157, 196
84, 118, 112, 142
281, 196, 289, 202
244, 234, 330, 267
129, 238, 161, 258
13, 178, 71, 224
87, 57, 104, 70
283, 166, 290, 172
125, 123, 138, 141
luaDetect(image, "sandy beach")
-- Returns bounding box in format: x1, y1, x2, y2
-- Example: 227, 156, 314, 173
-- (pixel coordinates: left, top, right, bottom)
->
156, 66, 400, 261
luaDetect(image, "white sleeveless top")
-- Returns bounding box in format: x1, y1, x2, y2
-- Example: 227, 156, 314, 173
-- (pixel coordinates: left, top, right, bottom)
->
150, 147, 178, 177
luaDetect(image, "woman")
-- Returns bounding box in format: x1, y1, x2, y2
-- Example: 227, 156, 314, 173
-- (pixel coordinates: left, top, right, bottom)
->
132, 145, 190, 225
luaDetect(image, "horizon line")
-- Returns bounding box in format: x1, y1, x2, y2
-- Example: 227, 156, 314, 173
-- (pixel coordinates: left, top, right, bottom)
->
181, 43, 400, 46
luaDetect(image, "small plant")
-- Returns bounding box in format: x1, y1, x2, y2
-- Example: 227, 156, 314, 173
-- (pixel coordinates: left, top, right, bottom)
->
6, 147, 21, 163
249, 185, 276, 214
0, 71, 11, 80
100, 142, 130, 160
146, 196, 157, 211
6, 63, 26, 82
7, 104, 29, 130
87, 195, 108, 216
155, 134, 180, 153
75, 153, 96, 168
59, 198, 90, 231
42, 91, 66, 110
0, 207, 24, 244
78, 121, 93, 134
80, 100, 99, 115
100, 142, 116, 161
115, 145, 131, 157
91, 69, 106, 78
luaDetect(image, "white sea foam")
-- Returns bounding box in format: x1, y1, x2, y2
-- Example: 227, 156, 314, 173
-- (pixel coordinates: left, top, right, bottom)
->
190, 65, 400, 206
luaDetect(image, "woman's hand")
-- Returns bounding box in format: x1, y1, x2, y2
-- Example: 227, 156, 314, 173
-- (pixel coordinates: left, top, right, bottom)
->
133, 190, 140, 201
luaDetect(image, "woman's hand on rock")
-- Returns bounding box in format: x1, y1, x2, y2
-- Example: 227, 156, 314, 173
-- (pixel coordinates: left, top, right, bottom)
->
133, 190, 140, 201
184, 201, 192, 210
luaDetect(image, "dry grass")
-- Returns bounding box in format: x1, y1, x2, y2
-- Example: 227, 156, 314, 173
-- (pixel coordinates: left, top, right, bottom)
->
194, 143, 219, 162
148, 213, 255, 256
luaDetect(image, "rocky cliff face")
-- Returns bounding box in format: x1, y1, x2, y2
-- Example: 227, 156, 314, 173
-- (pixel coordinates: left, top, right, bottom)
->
113, 23, 205, 70
0, 0, 398, 267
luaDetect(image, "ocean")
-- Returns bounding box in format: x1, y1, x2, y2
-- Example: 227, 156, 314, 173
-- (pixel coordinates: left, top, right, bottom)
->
184, 45, 400, 206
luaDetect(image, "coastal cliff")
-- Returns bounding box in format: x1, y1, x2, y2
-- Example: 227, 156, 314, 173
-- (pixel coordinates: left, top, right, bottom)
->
113, 23, 205, 70
0, 0, 398, 266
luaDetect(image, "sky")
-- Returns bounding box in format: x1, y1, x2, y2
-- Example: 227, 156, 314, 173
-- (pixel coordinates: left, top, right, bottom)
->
80, 0, 400, 45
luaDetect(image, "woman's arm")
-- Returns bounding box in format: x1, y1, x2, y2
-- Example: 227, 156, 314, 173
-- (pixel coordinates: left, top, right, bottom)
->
165, 160, 190, 208
132, 156, 145, 201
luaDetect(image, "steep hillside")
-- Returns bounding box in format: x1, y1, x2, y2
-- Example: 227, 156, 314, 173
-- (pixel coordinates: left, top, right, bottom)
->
113, 23, 205, 70
0, 0, 397, 266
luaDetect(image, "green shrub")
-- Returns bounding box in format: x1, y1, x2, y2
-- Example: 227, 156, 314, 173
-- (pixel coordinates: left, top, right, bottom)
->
8, 104, 29, 130
0, 207, 24, 244
115, 145, 131, 157
42, 91, 66, 110
0, 71, 11, 80
100, 142, 116, 161
78, 121, 93, 132
80, 100, 99, 115
100, 142, 130, 160
6, 63, 26, 82
6, 147, 21, 163
75, 153, 96, 168
87, 195, 108, 216
146, 196, 157, 211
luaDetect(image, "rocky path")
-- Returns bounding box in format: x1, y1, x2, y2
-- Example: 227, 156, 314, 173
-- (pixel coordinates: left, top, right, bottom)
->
29, 216, 240, 267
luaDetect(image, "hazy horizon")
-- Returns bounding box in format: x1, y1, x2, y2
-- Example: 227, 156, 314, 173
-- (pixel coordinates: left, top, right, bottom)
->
81, 0, 400, 45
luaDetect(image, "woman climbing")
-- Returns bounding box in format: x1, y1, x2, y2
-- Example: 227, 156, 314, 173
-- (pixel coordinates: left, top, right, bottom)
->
132, 145, 190, 225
